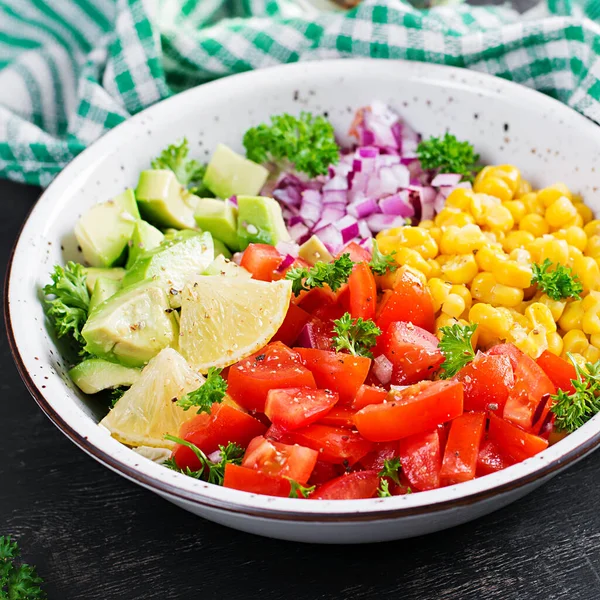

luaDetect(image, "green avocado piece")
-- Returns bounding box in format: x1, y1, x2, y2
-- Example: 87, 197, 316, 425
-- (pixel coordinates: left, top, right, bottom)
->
69, 358, 141, 394
126, 220, 165, 269
194, 198, 239, 252
84, 267, 125, 294
75, 189, 139, 268
299, 235, 333, 265
203, 255, 252, 279
122, 230, 214, 308
203, 144, 269, 199
136, 170, 196, 229
212, 237, 232, 259
82, 280, 178, 367
237, 195, 291, 250
89, 276, 121, 313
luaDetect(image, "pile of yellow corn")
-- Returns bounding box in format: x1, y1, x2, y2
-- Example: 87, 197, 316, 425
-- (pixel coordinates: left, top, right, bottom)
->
376, 165, 600, 365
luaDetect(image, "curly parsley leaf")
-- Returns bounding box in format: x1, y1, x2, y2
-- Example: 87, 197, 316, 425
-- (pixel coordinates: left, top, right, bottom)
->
368, 239, 398, 276
0, 536, 45, 600
151, 138, 209, 195
243, 112, 339, 178
288, 480, 316, 499
551, 354, 600, 433
163, 436, 244, 485
377, 478, 392, 498
438, 323, 477, 379
176, 367, 227, 415
332, 313, 381, 358
43, 262, 90, 351
109, 387, 127, 408
285, 253, 354, 296
378, 457, 401, 486
531, 259, 583, 301
417, 132, 480, 182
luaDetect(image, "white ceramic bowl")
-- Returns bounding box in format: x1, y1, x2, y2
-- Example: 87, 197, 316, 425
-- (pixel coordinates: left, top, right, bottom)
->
7, 59, 600, 544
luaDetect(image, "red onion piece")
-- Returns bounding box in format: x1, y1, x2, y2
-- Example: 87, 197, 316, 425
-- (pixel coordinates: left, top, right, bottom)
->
288, 222, 310, 243
276, 254, 296, 272
366, 213, 408, 233
431, 173, 462, 187
348, 196, 378, 219
313, 223, 344, 254
373, 355, 393, 385
379, 192, 415, 217
275, 240, 300, 258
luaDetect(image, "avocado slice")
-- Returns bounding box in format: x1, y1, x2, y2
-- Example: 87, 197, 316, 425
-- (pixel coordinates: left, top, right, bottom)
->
84, 267, 125, 294
203, 255, 251, 278
212, 237, 232, 260
89, 276, 121, 313
194, 198, 240, 252
299, 235, 333, 265
69, 358, 141, 394
121, 230, 214, 308
136, 170, 196, 229
237, 195, 291, 250
75, 189, 139, 268
203, 144, 269, 199
81, 280, 178, 367
126, 220, 165, 269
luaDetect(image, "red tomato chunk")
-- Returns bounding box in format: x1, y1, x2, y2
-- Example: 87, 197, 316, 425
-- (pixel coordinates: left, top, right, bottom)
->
398, 430, 442, 491
240, 244, 283, 282
488, 413, 548, 463
311, 470, 380, 500
476, 438, 516, 477
223, 464, 291, 497
536, 350, 577, 394
265, 387, 338, 430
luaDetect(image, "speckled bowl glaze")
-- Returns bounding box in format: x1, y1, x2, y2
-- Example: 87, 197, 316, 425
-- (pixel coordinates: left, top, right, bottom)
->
7, 60, 600, 544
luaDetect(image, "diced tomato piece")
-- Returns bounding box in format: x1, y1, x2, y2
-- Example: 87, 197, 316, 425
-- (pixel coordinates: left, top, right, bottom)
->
265, 423, 295, 444
376, 321, 444, 385
457, 352, 514, 414
489, 344, 555, 432
476, 438, 516, 477
398, 429, 442, 491
439, 412, 486, 486
536, 350, 577, 394
351, 384, 388, 410
295, 303, 346, 351
227, 342, 316, 412
359, 441, 399, 471
296, 287, 337, 312
311, 470, 380, 500
240, 244, 283, 281
347, 262, 377, 320
265, 387, 338, 430
317, 406, 357, 429
437, 422, 450, 454
308, 460, 343, 486
173, 404, 267, 471
290, 424, 374, 465
336, 241, 372, 263
242, 436, 318, 484
223, 464, 291, 497
295, 348, 371, 405
375, 269, 435, 332
355, 380, 464, 442
272, 304, 311, 347
488, 413, 549, 462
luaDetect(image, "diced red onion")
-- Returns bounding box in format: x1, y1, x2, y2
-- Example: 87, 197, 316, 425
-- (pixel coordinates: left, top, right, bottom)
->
431, 173, 462, 187
288, 215, 304, 226
366, 213, 408, 233
313, 223, 344, 254
275, 240, 299, 258
296, 323, 318, 349
232, 252, 243, 265
338, 215, 360, 244
288, 222, 310, 243
358, 146, 379, 158
228, 195, 238, 207
323, 175, 348, 192
373, 355, 393, 385
358, 220, 373, 240
348, 196, 378, 219
276, 254, 296, 272
379, 192, 415, 217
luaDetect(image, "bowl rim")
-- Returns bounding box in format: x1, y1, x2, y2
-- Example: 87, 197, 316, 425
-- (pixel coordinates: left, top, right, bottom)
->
6, 58, 600, 522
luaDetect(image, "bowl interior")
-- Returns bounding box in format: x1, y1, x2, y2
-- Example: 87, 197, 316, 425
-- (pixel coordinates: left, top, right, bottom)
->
8, 59, 600, 518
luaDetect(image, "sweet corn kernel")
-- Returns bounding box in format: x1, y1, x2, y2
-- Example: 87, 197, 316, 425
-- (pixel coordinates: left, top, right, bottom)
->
590, 334, 600, 348
490, 165, 521, 195
563, 226, 588, 252
418, 220, 435, 230
450, 284, 472, 313
428, 277, 452, 312
558, 300, 584, 331
474, 166, 493, 187
584, 220, 600, 238
503, 200, 527, 224
483, 203, 515, 232
513, 328, 548, 359
562, 329, 589, 355
494, 260, 532, 289
469, 303, 513, 339
520, 214, 549, 237
426, 259, 441, 278
390, 247, 433, 278
521, 193, 545, 216
546, 331, 564, 355
469, 194, 499, 224
435, 207, 475, 229
539, 237, 570, 266
582, 302, 600, 335
388, 226, 439, 260
525, 302, 557, 333
439, 224, 486, 255
435, 313, 470, 340
474, 177, 513, 203
537, 294, 566, 321
503, 230, 535, 253
509, 248, 532, 264
515, 179, 532, 198
545, 196, 578, 228
581, 291, 600, 311
572, 255, 600, 291
444, 188, 474, 211
475, 245, 504, 272
471, 272, 524, 307
584, 345, 600, 363
575, 202, 593, 225
563, 213, 584, 229
586, 235, 600, 258
567, 352, 587, 369
507, 308, 531, 329
537, 183, 572, 207
439, 254, 479, 285
442, 293, 466, 319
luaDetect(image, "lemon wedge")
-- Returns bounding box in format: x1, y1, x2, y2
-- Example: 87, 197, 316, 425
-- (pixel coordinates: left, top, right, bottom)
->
179, 275, 292, 373
99, 348, 204, 448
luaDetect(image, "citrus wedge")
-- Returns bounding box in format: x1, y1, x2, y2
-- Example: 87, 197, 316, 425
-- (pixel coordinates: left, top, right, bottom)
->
179, 275, 292, 373
99, 348, 204, 448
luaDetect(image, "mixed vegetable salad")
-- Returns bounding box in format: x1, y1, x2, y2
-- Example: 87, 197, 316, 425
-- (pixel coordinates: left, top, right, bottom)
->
43, 101, 600, 500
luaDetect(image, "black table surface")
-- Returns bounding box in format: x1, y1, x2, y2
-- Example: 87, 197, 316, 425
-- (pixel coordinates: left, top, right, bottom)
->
3, 182, 600, 599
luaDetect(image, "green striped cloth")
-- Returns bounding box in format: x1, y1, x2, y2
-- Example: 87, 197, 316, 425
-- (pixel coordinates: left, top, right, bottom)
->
1, 0, 600, 187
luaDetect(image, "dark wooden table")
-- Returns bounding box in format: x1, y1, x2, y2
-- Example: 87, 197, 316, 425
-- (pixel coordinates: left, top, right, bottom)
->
3, 179, 600, 599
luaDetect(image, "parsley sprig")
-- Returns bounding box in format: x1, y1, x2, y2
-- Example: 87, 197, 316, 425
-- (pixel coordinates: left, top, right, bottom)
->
531, 259, 583, 301
368, 240, 398, 276
551, 354, 600, 433
289, 480, 316, 499
243, 112, 340, 178
332, 313, 381, 358
164, 436, 244, 485
151, 138, 209, 195
377, 479, 392, 498
377, 458, 401, 498
285, 253, 354, 296
0, 536, 45, 600
417, 132, 479, 182
43, 262, 90, 351
176, 368, 227, 415
438, 323, 477, 379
